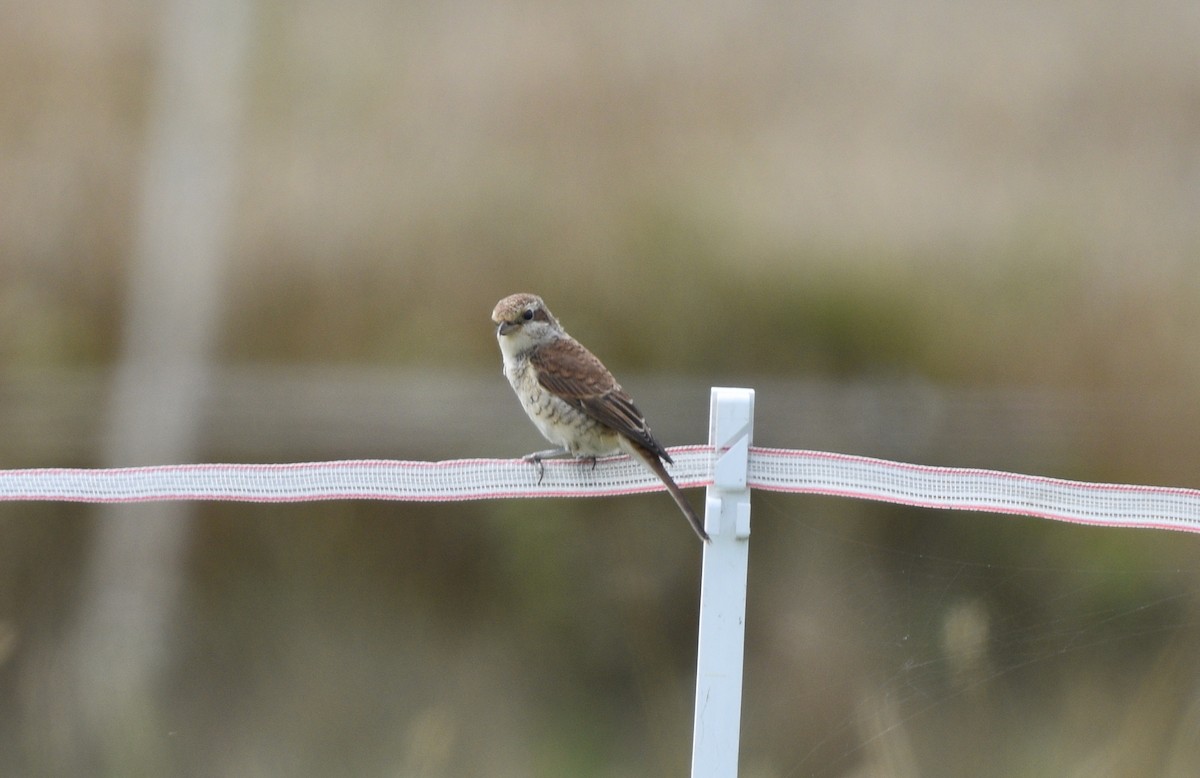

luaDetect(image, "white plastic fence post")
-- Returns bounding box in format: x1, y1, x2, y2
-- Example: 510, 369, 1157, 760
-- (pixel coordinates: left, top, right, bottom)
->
691, 387, 754, 778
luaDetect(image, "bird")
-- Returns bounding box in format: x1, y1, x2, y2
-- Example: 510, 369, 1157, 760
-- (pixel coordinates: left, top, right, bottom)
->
492, 293, 709, 542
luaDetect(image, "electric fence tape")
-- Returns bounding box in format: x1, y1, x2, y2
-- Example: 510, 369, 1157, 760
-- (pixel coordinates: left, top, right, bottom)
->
2, 446, 1198, 533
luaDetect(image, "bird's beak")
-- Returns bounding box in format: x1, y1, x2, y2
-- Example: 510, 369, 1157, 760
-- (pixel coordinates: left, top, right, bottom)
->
497, 321, 518, 336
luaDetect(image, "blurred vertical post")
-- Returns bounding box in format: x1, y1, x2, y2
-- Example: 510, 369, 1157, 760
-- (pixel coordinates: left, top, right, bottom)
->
62, 0, 252, 768
691, 387, 754, 778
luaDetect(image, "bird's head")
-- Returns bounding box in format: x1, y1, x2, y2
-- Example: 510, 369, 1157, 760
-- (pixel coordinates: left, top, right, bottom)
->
492, 293, 561, 355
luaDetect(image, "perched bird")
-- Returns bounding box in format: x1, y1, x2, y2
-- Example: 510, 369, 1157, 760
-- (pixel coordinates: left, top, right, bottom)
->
491, 293, 708, 542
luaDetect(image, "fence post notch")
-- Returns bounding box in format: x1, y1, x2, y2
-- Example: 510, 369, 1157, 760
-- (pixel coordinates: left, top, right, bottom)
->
691, 387, 754, 778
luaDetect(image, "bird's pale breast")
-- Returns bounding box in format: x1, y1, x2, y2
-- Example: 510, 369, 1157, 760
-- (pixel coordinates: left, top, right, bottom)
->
504, 354, 619, 456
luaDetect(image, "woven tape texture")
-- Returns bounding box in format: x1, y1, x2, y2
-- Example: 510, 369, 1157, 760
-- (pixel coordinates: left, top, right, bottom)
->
3, 447, 1198, 533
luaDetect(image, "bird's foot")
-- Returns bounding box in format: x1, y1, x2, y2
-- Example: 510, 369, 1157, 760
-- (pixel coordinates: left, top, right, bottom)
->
523, 447, 571, 485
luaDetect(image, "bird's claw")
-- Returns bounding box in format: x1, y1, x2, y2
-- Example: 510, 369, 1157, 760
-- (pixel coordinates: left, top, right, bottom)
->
523, 453, 547, 484
535, 458, 546, 484
521, 450, 595, 485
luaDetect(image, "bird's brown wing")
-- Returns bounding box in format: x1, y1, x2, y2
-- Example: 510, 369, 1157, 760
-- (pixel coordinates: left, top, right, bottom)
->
531, 338, 673, 463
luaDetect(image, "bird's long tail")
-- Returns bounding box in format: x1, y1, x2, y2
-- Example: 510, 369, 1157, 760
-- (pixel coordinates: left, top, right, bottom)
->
629, 445, 710, 542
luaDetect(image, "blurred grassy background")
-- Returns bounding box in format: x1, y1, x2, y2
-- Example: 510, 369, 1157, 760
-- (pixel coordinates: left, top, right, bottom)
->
2, 0, 1199, 776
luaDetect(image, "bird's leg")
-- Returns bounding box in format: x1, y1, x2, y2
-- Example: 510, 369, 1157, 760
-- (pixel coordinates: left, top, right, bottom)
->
523, 447, 571, 484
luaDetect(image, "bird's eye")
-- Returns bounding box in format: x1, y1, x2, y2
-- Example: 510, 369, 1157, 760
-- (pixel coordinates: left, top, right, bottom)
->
522, 309, 534, 321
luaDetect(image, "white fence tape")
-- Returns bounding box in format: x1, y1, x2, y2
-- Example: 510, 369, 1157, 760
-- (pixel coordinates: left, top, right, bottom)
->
747, 448, 1200, 533
3, 446, 1199, 533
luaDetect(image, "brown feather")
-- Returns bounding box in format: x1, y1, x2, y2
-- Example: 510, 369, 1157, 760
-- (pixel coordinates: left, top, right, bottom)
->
628, 443, 709, 542
530, 338, 673, 463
